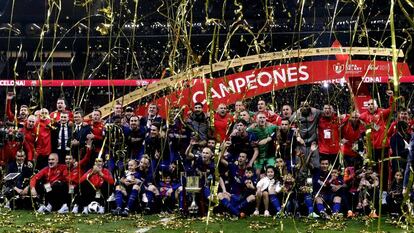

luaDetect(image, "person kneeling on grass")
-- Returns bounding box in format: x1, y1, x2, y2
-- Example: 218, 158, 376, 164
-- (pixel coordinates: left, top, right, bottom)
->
76, 156, 114, 214
30, 153, 68, 213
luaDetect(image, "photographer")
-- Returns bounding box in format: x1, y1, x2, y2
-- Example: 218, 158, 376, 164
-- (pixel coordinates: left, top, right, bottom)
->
3, 150, 33, 209
0, 125, 25, 165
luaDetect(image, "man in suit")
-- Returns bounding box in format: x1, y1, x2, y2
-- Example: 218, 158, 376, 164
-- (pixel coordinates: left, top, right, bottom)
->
71, 110, 92, 159
140, 103, 164, 133
4, 150, 33, 209
52, 112, 72, 164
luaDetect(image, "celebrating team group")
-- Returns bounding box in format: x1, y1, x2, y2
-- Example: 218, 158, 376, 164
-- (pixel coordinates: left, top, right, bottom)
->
1, 89, 412, 219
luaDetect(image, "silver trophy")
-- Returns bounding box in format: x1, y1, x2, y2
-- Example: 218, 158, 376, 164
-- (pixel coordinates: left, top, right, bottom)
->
181, 172, 201, 214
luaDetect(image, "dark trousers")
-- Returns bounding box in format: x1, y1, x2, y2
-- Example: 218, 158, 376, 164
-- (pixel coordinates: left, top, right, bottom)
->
76, 181, 112, 209
36, 181, 69, 210
35, 156, 49, 170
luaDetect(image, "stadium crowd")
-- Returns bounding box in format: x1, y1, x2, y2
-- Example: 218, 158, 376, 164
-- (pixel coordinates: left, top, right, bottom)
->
0, 88, 412, 220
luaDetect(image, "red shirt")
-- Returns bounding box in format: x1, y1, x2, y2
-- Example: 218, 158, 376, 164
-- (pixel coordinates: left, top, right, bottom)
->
318, 115, 340, 155
80, 168, 114, 189
6, 98, 26, 126
360, 107, 391, 149
90, 121, 104, 152
0, 140, 22, 165
35, 118, 52, 156
21, 125, 36, 161
67, 148, 92, 185
214, 113, 233, 142
340, 115, 365, 157
30, 164, 68, 188
254, 110, 281, 125
50, 110, 74, 123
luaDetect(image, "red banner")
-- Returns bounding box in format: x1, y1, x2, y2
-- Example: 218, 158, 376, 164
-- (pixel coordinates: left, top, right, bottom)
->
136, 60, 411, 117
0, 79, 159, 87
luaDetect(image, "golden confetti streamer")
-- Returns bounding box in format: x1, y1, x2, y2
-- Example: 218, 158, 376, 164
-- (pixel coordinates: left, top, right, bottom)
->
96, 23, 112, 36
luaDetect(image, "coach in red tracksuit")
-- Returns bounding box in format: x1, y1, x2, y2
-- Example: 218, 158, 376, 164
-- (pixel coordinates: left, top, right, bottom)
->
21, 115, 37, 162
30, 153, 68, 212
359, 90, 394, 190
317, 104, 340, 166
6, 93, 29, 126
340, 111, 365, 168
214, 103, 233, 142
49, 98, 74, 123
35, 109, 53, 169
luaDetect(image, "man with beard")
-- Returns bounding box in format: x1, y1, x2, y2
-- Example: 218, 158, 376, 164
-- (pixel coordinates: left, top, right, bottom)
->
127, 116, 145, 160
340, 111, 365, 168
50, 98, 73, 123
317, 104, 340, 166
214, 103, 233, 142
290, 101, 322, 171
186, 102, 210, 142
6, 92, 29, 126
30, 153, 68, 213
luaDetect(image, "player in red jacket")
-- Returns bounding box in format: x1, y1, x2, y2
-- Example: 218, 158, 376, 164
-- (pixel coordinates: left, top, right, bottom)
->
30, 153, 68, 213
58, 144, 93, 214
5, 92, 29, 126
35, 108, 53, 169
318, 104, 340, 166
214, 103, 233, 142
76, 156, 114, 214
340, 111, 365, 168
49, 98, 73, 123
359, 90, 394, 193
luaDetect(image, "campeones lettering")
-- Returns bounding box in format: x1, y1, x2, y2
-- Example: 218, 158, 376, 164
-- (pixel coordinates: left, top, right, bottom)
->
192, 66, 309, 104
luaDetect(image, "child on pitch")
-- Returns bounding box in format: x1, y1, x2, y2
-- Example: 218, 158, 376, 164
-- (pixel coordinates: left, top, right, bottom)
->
267, 158, 288, 217
387, 170, 403, 217
112, 159, 140, 216
254, 166, 277, 217
159, 171, 179, 213
356, 165, 379, 217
